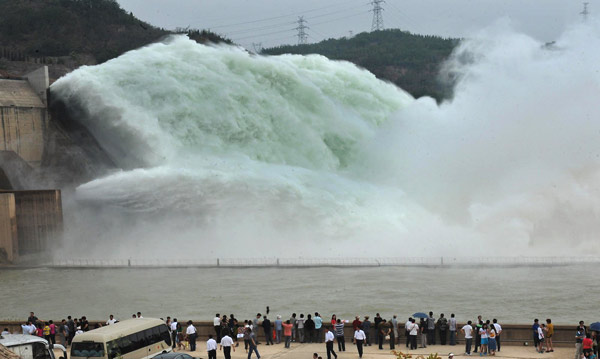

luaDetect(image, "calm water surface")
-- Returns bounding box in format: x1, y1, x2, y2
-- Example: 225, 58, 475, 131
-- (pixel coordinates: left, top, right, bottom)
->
0, 265, 594, 324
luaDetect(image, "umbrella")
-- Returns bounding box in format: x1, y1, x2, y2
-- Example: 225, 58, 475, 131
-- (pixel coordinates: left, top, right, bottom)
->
590, 322, 600, 331
413, 312, 428, 319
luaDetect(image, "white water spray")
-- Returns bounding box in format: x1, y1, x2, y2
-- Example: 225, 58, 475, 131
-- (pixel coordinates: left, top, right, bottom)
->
51, 22, 600, 258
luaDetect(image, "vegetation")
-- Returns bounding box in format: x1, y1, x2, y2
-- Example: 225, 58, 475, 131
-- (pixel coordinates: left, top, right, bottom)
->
0, 0, 229, 65
263, 29, 459, 101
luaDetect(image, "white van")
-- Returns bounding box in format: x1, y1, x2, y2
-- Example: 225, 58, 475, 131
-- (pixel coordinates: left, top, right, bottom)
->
70, 318, 172, 359
0, 334, 67, 359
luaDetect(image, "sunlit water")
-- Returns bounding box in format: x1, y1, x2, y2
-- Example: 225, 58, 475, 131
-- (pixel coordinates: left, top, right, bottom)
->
0, 265, 595, 325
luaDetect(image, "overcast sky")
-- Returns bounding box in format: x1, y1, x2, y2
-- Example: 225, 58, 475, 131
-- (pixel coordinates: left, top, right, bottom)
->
117, 0, 595, 49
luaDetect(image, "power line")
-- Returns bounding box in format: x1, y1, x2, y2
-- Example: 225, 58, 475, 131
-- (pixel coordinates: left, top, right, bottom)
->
296, 16, 309, 45
371, 0, 385, 31
203, 0, 365, 30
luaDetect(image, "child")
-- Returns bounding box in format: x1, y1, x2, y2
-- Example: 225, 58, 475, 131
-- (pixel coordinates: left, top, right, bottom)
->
537, 324, 545, 353
584, 333, 594, 358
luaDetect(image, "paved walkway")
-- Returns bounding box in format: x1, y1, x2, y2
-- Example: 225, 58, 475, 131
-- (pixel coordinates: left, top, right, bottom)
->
182, 343, 573, 359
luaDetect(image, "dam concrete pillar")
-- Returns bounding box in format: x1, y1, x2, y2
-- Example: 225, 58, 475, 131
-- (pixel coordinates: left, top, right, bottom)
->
0, 193, 18, 263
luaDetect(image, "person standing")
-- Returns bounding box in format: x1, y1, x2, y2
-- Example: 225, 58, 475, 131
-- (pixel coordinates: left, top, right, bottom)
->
275, 316, 283, 344
405, 317, 412, 348
392, 315, 399, 345
206, 335, 217, 359
493, 319, 502, 352
325, 327, 338, 359
247, 328, 260, 359
305, 314, 316, 343
544, 319, 553, 353
362, 316, 372, 346
170, 319, 179, 349
353, 326, 366, 358
461, 320, 473, 356
377, 319, 387, 350
297, 314, 306, 343
583, 333, 594, 358
427, 312, 436, 345
386, 319, 395, 350
261, 316, 273, 345
352, 316, 362, 332
408, 318, 419, 350
106, 315, 117, 326
220, 333, 235, 359
282, 320, 293, 348
576, 321, 587, 359
374, 314, 383, 346
59, 319, 69, 347
479, 323, 489, 355
488, 322, 498, 356
335, 319, 345, 352
67, 316, 75, 345
186, 321, 197, 352
438, 314, 448, 345
473, 316, 483, 353
532, 319, 540, 351
449, 314, 457, 346
290, 313, 297, 342
536, 324, 545, 353
48, 321, 56, 345
419, 318, 428, 348
252, 314, 261, 345
314, 313, 324, 343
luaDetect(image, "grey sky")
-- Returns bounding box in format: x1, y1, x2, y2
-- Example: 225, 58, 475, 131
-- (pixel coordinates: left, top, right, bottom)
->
117, 0, 594, 49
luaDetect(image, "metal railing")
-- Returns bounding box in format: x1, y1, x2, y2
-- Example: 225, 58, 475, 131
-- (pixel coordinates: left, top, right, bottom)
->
48, 256, 600, 268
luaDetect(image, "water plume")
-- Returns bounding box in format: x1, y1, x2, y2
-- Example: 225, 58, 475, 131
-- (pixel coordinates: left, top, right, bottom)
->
50, 21, 600, 258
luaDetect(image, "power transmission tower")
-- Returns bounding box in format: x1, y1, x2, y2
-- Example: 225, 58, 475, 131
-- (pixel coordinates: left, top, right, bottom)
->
371, 0, 385, 31
252, 42, 263, 54
581, 2, 590, 22
296, 16, 309, 45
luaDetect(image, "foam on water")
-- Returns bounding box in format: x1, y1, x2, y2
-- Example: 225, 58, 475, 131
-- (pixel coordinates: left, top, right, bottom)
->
50, 22, 600, 258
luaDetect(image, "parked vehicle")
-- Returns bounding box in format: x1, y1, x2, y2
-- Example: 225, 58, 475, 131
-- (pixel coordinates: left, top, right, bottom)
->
70, 318, 172, 359
0, 334, 67, 359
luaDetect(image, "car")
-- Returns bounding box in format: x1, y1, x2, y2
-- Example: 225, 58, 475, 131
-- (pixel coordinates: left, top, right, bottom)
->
152, 353, 197, 359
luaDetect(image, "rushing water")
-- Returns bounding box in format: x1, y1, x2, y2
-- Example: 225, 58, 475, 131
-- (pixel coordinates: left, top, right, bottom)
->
49, 24, 600, 260
0, 265, 595, 325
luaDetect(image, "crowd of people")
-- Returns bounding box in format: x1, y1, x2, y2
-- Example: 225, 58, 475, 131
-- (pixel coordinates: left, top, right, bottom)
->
4, 311, 600, 359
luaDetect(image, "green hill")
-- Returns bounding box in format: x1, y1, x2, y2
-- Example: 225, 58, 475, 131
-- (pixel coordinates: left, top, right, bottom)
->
263, 29, 459, 101
0, 0, 230, 70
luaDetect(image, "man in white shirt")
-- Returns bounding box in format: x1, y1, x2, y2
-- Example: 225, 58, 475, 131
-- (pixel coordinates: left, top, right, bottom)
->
492, 319, 502, 352
206, 335, 217, 359
353, 326, 367, 358
461, 320, 474, 356
106, 315, 117, 325
214, 314, 222, 343
186, 321, 197, 351
325, 327, 337, 359
136, 312, 143, 319
220, 333, 235, 359
21, 322, 35, 335
405, 318, 412, 348
170, 319, 178, 349
408, 319, 419, 350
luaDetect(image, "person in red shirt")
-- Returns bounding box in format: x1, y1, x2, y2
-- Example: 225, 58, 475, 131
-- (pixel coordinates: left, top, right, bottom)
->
352, 316, 362, 331
331, 315, 337, 326
583, 333, 594, 358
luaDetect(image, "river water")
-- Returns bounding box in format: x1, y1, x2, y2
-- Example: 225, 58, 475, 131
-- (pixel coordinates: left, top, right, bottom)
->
0, 265, 594, 325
